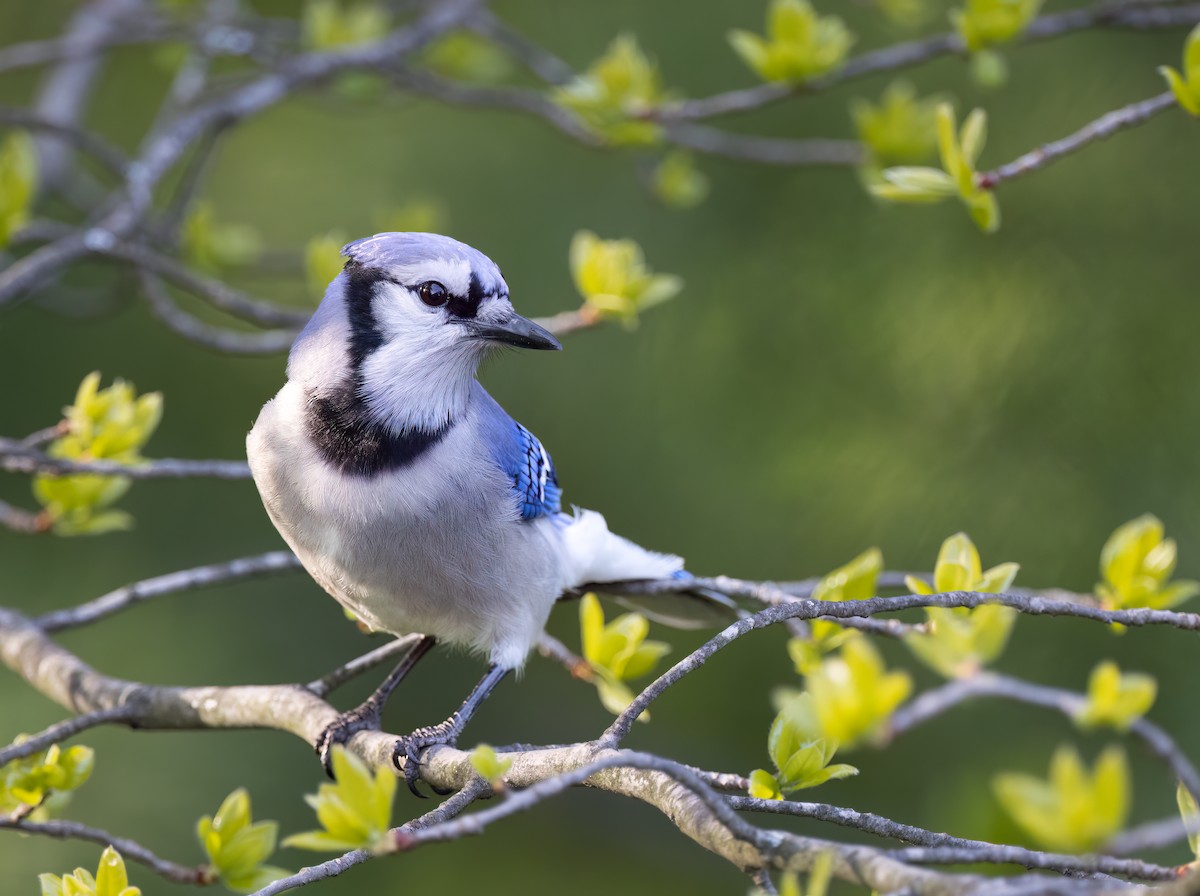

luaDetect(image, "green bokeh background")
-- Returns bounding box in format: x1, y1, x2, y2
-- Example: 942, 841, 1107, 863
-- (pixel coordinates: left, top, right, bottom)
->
3, 1, 1199, 892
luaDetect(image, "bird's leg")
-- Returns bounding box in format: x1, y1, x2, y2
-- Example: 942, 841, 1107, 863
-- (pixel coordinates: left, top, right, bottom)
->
315, 634, 437, 775
392, 663, 510, 796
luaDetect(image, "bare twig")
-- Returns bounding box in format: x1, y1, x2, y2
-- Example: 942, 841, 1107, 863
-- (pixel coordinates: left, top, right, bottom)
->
887, 844, 1179, 881
0, 440, 252, 481
138, 270, 300, 355
35, 550, 300, 632
535, 631, 592, 680
0, 500, 49, 534
0, 106, 128, 176
733, 797, 1180, 880
0, 817, 211, 885
466, 10, 575, 85
307, 635, 426, 698
0, 706, 135, 766
663, 124, 864, 167
977, 92, 1178, 190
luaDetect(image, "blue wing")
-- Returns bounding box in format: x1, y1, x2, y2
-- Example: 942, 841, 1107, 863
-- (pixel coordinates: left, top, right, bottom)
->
510, 422, 562, 519
475, 384, 562, 521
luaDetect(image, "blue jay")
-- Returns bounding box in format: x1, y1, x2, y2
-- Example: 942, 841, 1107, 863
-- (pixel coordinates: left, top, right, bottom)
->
247, 232, 727, 787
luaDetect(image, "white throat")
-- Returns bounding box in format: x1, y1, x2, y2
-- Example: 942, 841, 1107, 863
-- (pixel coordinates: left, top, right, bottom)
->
356, 330, 483, 433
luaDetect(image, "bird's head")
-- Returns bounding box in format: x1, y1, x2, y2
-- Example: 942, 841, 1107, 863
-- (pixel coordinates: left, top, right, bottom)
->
288, 232, 560, 433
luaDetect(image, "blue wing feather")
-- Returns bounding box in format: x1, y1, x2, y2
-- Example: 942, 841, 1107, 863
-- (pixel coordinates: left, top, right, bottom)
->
475, 383, 562, 520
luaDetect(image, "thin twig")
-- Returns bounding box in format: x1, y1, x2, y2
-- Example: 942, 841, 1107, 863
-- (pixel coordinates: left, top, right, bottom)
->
886, 844, 1179, 881
977, 92, 1178, 189
0, 706, 135, 766
0, 500, 49, 534
138, 270, 299, 355
34, 551, 300, 632
0, 439, 252, 481
307, 635, 425, 698
107, 242, 312, 327
0, 817, 211, 885
663, 124, 865, 167
535, 632, 592, 680
732, 797, 1180, 880
0, 106, 128, 176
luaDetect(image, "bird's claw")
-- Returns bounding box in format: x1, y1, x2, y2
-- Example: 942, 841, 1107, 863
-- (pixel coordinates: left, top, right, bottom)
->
315, 704, 383, 777
392, 722, 459, 797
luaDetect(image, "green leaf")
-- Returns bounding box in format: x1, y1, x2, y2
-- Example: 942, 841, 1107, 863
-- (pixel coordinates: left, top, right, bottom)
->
729, 0, 854, 84
1177, 780, 1200, 860
554, 35, 668, 145
951, 0, 1043, 52
748, 768, 783, 800
306, 232, 347, 300
568, 231, 682, 326
1096, 514, 1196, 610
38, 848, 141, 896
993, 744, 1129, 853
1074, 661, 1157, 731
32, 374, 163, 537
852, 81, 940, 166
468, 744, 512, 784
283, 746, 394, 852
197, 788, 289, 890
0, 130, 36, 247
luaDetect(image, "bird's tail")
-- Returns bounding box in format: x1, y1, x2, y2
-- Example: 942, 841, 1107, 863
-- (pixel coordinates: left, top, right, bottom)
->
560, 509, 739, 629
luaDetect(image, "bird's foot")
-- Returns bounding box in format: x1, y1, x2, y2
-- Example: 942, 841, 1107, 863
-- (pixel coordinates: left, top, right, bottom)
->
392, 719, 461, 797
315, 703, 383, 777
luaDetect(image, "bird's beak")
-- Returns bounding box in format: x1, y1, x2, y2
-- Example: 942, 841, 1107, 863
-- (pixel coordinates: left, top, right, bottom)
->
464, 312, 562, 351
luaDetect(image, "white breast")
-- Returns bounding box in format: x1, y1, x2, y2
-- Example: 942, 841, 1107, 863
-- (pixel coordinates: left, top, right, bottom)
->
246, 381, 567, 668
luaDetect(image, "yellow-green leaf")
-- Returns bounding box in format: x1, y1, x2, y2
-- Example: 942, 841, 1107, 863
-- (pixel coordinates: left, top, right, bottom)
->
994, 744, 1129, 853
1074, 661, 1156, 731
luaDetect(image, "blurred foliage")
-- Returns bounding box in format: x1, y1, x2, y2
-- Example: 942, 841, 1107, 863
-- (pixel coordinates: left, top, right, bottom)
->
777, 851, 832, 896
468, 744, 513, 788
301, 0, 389, 50
1177, 782, 1200, 864
651, 152, 710, 210
1161, 24, 1200, 116
182, 202, 262, 273
33, 373, 162, 536
568, 230, 682, 326
853, 81, 941, 168
554, 35, 668, 145
0, 130, 35, 247
422, 32, 513, 83
779, 637, 911, 749
993, 745, 1129, 853
1073, 661, 1156, 732
950, 0, 1042, 52
728, 0, 854, 84
579, 593, 670, 717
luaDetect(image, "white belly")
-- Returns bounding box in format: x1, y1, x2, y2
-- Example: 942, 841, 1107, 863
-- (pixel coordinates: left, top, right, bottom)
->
246, 384, 566, 669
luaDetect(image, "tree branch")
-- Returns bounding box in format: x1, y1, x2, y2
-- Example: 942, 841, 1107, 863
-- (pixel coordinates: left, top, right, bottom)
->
0, 817, 211, 885
977, 92, 1179, 190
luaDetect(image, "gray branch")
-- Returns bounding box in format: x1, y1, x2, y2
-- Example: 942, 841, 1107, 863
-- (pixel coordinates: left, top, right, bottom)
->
0, 817, 210, 885
978, 92, 1179, 190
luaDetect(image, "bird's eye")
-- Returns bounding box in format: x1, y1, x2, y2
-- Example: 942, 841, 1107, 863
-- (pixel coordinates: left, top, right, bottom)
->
418, 281, 449, 307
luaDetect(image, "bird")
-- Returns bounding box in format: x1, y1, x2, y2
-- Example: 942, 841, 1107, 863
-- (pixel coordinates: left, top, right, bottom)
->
247, 232, 730, 789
